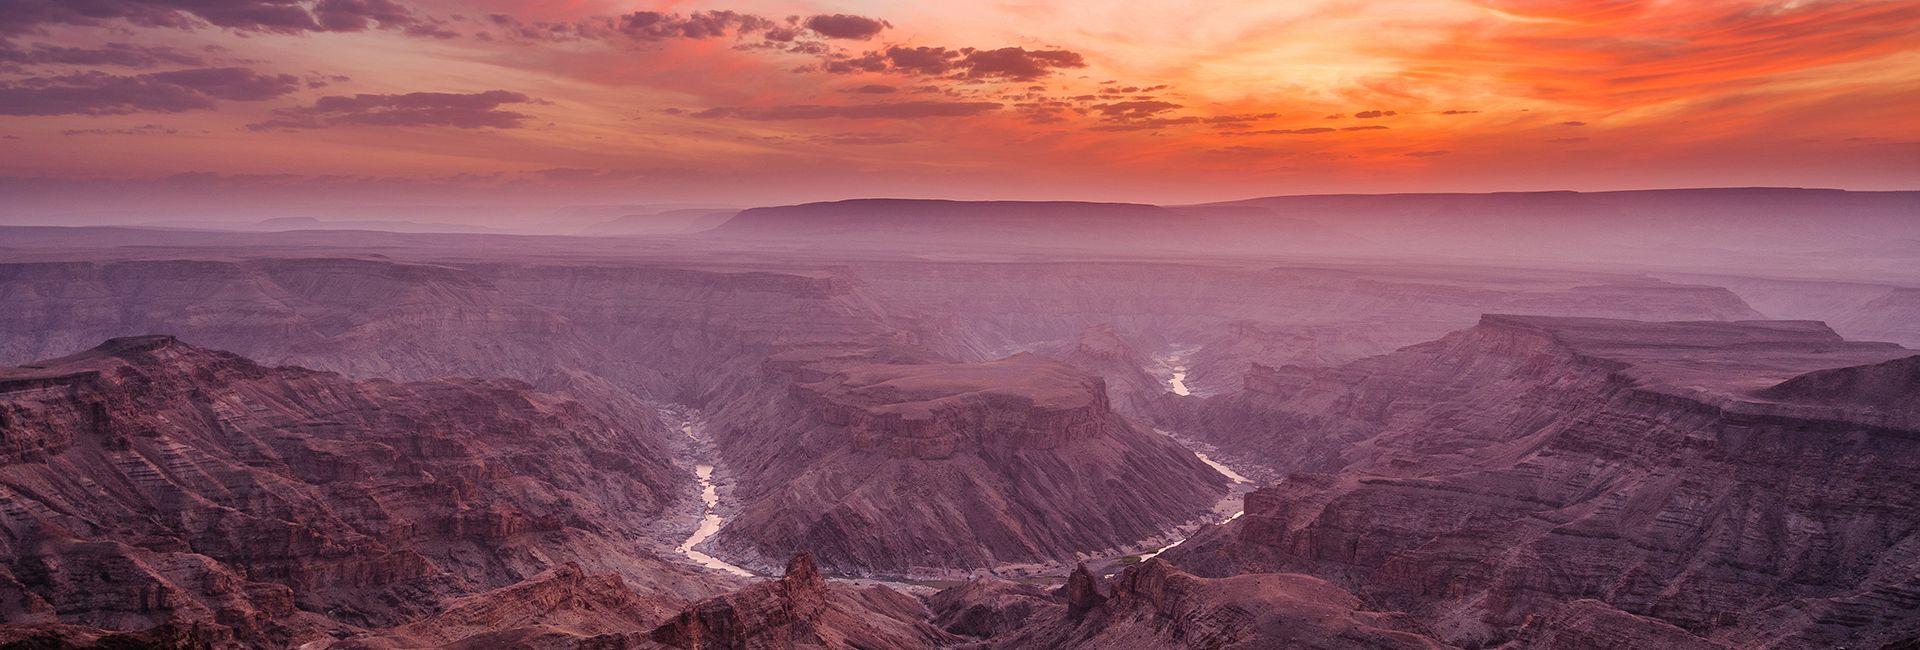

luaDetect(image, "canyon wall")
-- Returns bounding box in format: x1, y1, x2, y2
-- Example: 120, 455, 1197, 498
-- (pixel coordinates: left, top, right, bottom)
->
1166, 316, 1920, 648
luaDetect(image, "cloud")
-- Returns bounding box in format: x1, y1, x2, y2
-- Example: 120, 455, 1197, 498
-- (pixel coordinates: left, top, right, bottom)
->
842, 84, 897, 94
1561, 121, 1587, 126
0, 42, 206, 68
484, 9, 779, 43
821, 45, 1087, 81
804, 14, 889, 40
618, 10, 773, 40
1091, 100, 1181, 120
61, 123, 178, 136
956, 47, 1085, 81
249, 90, 537, 129
61, 123, 179, 136
691, 101, 1002, 120
0, 0, 433, 36
1353, 110, 1396, 118
0, 67, 299, 115
1253, 127, 1335, 135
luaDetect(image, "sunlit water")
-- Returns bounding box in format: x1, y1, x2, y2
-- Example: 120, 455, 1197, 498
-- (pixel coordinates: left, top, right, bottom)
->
676, 421, 755, 577
1136, 351, 1254, 563
1169, 366, 1192, 396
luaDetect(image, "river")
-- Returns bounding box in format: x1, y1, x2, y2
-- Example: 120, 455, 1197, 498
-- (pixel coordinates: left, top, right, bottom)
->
1128, 348, 1256, 563
663, 348, 1256, 581
674, 417, 756, 577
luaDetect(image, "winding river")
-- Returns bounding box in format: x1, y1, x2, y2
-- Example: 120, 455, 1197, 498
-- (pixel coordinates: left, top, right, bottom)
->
1134, 349, 1256, 562
664, 349, 1256, 580
675, 418, 756, 577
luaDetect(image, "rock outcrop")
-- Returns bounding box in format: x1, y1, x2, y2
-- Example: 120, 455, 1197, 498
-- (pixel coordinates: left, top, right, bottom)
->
925, 577, 1050, 639
648, 553, 958, 650
970, 559, 1444, 650
0, 337, 715, 647
1167, 316, 1920, 648
712, 355, 1229, 576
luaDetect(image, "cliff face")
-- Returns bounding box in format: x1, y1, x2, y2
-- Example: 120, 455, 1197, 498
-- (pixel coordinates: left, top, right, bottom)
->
0, 258, 905, 402
961, 559, 1443, 650
1166, 315, 1920, 648
648, 553, 959, 650
0, 337, 711, 647
713, 355, 1229, 576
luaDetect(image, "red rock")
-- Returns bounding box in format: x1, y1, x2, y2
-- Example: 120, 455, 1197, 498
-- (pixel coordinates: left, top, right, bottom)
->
1168, 315, 1920, 647
976, 558, 1445, 649
648, 552, 958, 650
710, 355, 1228, 576
0, 336, 705, 646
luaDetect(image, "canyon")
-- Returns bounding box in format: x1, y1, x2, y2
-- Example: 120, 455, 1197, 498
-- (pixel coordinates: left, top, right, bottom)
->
0, 188, 1915, 648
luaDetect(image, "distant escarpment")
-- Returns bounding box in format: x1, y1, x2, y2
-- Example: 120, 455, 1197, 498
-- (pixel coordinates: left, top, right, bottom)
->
702, 198, 1362, 254
0, 336, 719, 647
1167, 315, 1920, 648
709, 355, 1228, 577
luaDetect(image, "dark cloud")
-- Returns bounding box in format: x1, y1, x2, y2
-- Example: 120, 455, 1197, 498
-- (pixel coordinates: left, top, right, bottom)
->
1441, 109, 1480, 115
1353, 109, 1397, 118
880, 46, 954, 75
619, 10, 773, 40
61, 123, 177, 136
0, 0, 432, 36
1091, 100, 1180, 120
249, 90, 536, 129
0, 42, 206, 68
692, 100, 1002, 120
842, 84, 897, 94
957, 47, 1085, 81
485, 9, 779, 43
826, 45, 1086, 81
1562, 120, 1588, 126
1204, 112, 1279, 125
0, 67, 299, 115
1089, 116, 1202, 131
808, 132, 910, 145
803, 14, 889, 40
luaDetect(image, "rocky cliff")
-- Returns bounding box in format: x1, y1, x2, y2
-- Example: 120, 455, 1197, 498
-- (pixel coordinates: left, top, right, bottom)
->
953, 559, 1444, 650
0, 337, 718, 647
1166, 315, 1920, 648
711, 355, 1229, 577
647, 553, 958, 650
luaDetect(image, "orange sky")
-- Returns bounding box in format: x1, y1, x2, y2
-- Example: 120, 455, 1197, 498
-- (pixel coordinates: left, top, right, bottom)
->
0, 0, 1915, 216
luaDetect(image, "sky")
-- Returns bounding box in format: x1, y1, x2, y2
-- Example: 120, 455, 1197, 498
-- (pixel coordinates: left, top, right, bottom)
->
1, 0, 1916, 224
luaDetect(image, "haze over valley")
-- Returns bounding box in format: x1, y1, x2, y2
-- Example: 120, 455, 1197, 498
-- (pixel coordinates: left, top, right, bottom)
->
2, 1, 1918, 648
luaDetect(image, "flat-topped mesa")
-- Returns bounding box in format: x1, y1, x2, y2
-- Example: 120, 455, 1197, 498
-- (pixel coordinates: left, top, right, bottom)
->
711, 199, 1175, 237
795, 355, 1111, 459
1468, 314, 1910, 398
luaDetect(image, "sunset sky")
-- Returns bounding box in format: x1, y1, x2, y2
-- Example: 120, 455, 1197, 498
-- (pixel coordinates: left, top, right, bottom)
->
1, 0, 1916, 222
